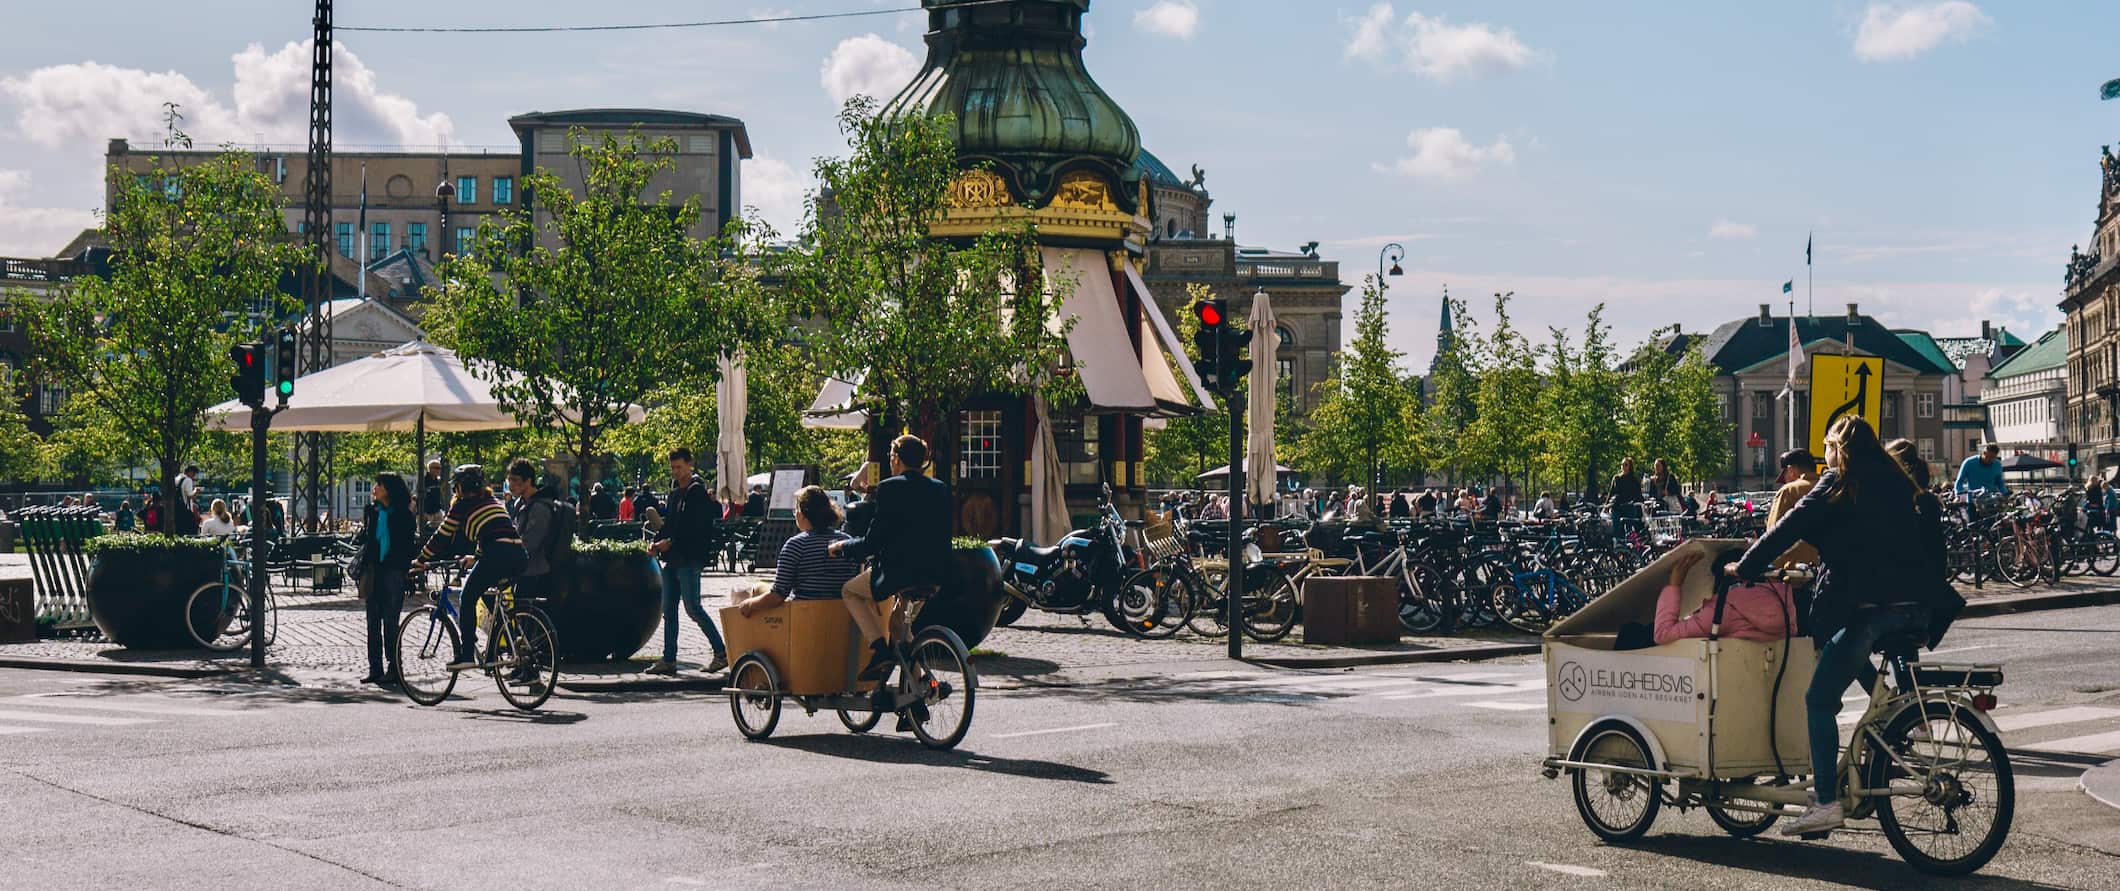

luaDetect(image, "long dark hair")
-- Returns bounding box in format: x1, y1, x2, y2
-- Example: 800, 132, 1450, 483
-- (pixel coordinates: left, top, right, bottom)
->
1883, 438, 1932, 489
375, 471, 412, 515
1823, 416, 1915, 504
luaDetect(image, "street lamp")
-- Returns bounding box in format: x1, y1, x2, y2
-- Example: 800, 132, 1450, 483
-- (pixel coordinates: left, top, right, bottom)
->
1378, 243, 1405, 289
434, 179, 456, 263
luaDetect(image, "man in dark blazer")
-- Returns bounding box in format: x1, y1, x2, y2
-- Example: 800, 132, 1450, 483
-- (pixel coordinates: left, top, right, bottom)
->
831, 435, 952, 681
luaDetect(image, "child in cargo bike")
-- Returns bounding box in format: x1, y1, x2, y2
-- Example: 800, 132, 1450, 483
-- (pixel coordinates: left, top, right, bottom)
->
1651, 549, 1795, 645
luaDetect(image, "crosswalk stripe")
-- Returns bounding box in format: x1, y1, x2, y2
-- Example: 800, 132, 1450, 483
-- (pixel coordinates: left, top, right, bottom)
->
1467, 701, 1546, 711
0, 708, 153, 726
1992, 706, 2120, 733
0, 724, 50, 735
2021, 729, 2120, 755
13, 695, 249, 718
1380, 681, 1546, 701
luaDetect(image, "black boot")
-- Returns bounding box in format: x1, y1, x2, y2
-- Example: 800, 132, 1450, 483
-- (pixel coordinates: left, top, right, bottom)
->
857, 638, 897, 682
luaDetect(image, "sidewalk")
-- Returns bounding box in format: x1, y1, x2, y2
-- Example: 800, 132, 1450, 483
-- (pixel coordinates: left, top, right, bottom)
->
6, 551, 2119, 688
2086, 760, 2120, 812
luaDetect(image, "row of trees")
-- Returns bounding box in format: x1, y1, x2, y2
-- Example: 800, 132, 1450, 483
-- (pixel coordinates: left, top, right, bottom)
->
5, 98, 1077, 530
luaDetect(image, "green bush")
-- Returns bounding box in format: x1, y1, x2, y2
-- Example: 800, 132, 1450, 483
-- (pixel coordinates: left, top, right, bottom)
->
952, 536, 992, 551
83, 533, 224, 558
570, 538, 651, 557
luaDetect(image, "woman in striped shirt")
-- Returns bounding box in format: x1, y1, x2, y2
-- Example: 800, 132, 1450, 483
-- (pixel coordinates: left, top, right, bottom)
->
413, 464, 526, 666
735, 486, 861, 617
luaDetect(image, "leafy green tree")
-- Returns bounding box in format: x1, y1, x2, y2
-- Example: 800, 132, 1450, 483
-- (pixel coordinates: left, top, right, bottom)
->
782, 98, 1074, 460
1293, 277, 1415, 487
1466, 292, 1539, 494
1537, 306, 1628, 498
20, 138, 304, 531
1675, 341, 1731, 482
0, 380, 46, 483
425, 128, 773, 494
1622, 326, 1689, 479
1424, 296, 1481, 480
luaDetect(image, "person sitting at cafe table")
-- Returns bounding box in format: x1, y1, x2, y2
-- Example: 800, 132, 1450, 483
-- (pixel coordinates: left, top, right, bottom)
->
734, 486, 861, 617
1653, 549, 1794, 645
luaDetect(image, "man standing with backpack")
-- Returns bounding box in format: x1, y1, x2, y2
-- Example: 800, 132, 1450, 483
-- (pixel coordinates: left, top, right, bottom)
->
646, 448, 727, 676
506, 459, 573, 603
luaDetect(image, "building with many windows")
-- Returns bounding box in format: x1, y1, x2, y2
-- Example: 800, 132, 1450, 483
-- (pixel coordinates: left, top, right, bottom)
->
1896, 322, 2026, 478
2061, 145, 2120, 477
1981, 326, 2068, 465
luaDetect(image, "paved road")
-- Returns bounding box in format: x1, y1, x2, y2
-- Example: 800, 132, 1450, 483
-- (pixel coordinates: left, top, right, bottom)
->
3, 607, 2118, 889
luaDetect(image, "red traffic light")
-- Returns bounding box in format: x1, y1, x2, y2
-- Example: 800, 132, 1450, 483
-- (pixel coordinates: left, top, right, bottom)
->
1194, 301, 1223, 328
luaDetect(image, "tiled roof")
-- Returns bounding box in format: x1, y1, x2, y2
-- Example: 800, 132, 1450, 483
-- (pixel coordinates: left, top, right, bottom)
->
1695, 313, 1957, 377
1985, 326, 2066, 379
1896, 330, 1957, 372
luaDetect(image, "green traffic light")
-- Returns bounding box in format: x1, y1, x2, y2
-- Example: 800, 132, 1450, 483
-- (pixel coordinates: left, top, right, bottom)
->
278, 381, 293, 396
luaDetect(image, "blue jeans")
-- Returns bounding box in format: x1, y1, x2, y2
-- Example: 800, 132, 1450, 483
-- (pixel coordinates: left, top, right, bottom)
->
1805, 607, 1923, 804
660, 561, 724, 662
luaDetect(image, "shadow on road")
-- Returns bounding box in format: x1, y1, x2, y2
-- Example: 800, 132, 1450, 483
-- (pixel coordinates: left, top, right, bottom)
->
763, 734, 1114, 784
1633, 832, 2071, 890
2008, 747, 2111, 780
454, 706, 587, 726
975, 655, 1062, 680
1010, 676, 1354, 707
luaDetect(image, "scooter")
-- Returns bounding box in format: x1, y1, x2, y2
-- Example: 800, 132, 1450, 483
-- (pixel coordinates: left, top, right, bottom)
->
987, 484, 1158, 637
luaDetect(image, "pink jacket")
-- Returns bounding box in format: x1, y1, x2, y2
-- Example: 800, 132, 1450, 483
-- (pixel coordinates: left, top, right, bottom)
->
1654, 581, 1795, 645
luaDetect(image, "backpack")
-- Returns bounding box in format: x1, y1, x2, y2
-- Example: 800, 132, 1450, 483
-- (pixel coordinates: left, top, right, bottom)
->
543, 497, 577, 565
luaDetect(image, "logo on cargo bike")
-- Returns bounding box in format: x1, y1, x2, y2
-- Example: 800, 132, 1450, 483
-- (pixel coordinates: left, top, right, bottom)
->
1554, 653, 1696, 721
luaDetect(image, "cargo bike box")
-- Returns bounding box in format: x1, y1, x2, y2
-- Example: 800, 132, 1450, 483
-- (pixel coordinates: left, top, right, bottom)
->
1543, 539, 1813, 780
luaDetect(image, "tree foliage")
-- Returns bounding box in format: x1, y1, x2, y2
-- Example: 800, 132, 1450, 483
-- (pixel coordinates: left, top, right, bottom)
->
20, 136, 304, 531
782, 97, 1075, 460
1423, 296, 1481, 480
1293, 276, 1417, 487
1466, 292, 1539, 491
425, 128, 773, 491
1535, 305, 1629, 497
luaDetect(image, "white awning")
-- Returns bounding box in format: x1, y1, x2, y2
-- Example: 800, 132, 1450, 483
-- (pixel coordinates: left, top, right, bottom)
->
1125, 260, 1217, 412
802, 374, 868, 430
1044, 246, 1155, 413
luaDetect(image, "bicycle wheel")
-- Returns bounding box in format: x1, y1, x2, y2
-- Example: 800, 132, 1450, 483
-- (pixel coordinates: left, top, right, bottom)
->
1861, 701, 2014, 876
1118, 566, 1193, 640
1187, 566, 1230, 638
493, 610, 559, 712
906, 627, 976, 750
1396, 565, 1445, 634
1992, 536, 2034, 588
1490, 578, 1549, 634
257, 588, 278, 648
2094, 534, 2120, 577
395, 605, 460, 707
184, 581, 250, 652
1570, 724, 1662, 843
1706, 803, 1778, 837
1242, 566, 1299, 643
727, 654, 782, 740
838, 707, 883, 734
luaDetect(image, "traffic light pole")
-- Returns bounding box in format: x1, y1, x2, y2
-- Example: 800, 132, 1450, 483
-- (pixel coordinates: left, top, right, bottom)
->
248, 406, 274, 668
1226, 365, 1244, 661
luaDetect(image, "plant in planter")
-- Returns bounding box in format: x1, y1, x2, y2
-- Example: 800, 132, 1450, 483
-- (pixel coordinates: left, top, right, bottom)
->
81, 534, 225, 649
540, 539, 663, 662
912, 536, 1009, 650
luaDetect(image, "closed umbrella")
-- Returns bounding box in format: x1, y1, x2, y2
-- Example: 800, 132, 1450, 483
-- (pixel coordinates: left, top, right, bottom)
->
1030, 393, 1071, 545
1246, 289, 1279, 510
716, 352, 748, 502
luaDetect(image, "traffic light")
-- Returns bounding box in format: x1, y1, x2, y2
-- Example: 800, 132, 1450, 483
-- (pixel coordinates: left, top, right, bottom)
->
1191, 298, 1225, 388
274, 327, 297, 401
1221, 325, 1254, 393
229, 343, 265, 407
2069, 444, 2080, 468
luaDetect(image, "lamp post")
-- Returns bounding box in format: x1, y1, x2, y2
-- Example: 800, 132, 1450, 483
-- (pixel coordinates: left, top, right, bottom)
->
1378, 242, 1405, 290
434, 179, 456, 266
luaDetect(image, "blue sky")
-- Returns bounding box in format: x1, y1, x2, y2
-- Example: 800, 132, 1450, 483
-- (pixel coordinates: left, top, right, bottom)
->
0, 1, 2112, 366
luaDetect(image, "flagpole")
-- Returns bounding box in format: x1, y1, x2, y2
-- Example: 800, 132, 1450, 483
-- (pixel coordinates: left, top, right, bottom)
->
1807, 231, 1814, 319
1788, 299, 1798, 451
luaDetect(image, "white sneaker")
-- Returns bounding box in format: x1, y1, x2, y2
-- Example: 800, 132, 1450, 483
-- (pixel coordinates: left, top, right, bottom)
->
642, 660, 679, 676
1779, 800, 1845, 836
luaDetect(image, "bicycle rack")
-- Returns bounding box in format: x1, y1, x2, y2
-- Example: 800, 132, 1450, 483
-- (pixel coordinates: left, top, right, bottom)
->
17, 505, 103, 633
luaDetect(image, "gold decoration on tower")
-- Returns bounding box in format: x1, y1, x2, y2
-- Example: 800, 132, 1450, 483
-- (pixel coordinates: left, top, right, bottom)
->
1051, 170, 1119, 212
944, 168, 1013, 209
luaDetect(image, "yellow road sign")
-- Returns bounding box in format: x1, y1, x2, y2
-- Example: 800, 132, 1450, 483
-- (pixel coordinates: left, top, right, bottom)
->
1808, 354, 1884, 456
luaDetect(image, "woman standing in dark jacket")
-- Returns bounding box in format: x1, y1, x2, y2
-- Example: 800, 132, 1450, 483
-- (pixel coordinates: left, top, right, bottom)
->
358, 473, 417, 686
1726, 416, 1928, 837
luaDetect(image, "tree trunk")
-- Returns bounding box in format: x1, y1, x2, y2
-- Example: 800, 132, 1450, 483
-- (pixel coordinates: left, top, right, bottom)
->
158, 455, 181, 535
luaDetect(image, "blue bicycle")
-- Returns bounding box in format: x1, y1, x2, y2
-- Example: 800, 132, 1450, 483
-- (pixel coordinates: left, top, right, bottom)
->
1489, 552, 1594, 633
396, 563, 559, 711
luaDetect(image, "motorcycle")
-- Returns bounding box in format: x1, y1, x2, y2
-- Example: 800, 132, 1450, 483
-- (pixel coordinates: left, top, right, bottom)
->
988, 484, 1168, 638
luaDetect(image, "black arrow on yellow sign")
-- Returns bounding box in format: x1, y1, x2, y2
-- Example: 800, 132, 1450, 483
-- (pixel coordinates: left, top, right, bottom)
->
1825, 362, 1873, 431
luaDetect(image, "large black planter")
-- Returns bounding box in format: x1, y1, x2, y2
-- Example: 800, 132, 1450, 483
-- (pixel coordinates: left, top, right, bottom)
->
84, 546, 221, 649
540, 549, 664, 661
914, 546, 1008, 650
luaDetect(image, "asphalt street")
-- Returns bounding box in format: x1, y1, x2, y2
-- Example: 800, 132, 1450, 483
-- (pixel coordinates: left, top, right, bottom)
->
3, 606, 2119, 889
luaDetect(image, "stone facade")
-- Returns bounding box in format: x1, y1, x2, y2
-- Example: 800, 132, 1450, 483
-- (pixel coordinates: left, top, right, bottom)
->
2060, 146, 2120, 476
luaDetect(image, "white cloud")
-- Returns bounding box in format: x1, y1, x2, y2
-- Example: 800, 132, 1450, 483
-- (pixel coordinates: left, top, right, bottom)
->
1708, 220, 1758, 239
1853, 2, 1991, 62
820, 34, 920, 107
0, 169, 95, 256
1344, 4, 1536, 82
1133, 1, 1200, 40
1377, 127, 1514, 181
0, 41, 453, 150
0, 170, 27, 201
742, 156, 808, 238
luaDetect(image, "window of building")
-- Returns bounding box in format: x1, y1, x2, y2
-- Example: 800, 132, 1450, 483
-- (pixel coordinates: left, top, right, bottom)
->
0, 303, 12, 334
1053, 415, 1101, 485
457, 176, 476, 205
1276, 325, 1295, 349
0, 357, 14, 387
407, 222, 427, 255
335, 222, 353, 259
1883, 394, 1897, 419
493, 177, 513, 205
1918, 438, 1936, 461
38, 383, 65, 416
1753, 391, 1771, 420
370, 222, 390, 260
959, 410, 1002, 480
1277, 357, 1295, 402
455, 227, 475, 256
1916, 392, 1936, 418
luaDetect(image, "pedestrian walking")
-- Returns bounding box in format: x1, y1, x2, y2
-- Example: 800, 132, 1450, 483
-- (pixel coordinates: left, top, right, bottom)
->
355, 472, 416, 688
420, 460, 447, 527
505, 460, 564, 602
1609, 457, 1645, 534
588, 482, 619, 521
645, 448, 728, 676
742, 485, 768, 518
1646, 458, 1683, 513
114, 499, 137, 533
2086, 476, 2110, 537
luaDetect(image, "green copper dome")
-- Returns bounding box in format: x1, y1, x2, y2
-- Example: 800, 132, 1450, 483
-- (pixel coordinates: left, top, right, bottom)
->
883, 0, 1142, 212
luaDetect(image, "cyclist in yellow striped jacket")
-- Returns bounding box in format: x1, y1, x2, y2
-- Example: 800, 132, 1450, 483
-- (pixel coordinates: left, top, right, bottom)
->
413, 465, 526, 668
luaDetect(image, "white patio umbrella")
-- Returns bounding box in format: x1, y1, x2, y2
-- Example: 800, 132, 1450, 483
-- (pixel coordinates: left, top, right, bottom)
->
1030, 393, 1071, 545
716, 352, 748, 501
1246, 289, 1279, 510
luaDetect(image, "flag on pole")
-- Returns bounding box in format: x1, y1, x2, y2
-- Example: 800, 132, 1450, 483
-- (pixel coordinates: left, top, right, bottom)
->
356, 164, 368, 300
1782, 280, 1793, 293
1787, 309, 1805, 382
2103, 77, 2120, 101
1806, 233, 1812, 266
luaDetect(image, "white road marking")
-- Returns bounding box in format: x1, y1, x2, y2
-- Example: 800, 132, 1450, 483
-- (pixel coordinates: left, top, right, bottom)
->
993, 722, 1117, 739
1379, 680, 1546, 701
0, 708, 152, 726
15, 695, 250, 718
1993, 706, 2120, 733
2023, 729, 2120, 755
0, 724, 50, 735
1466, 701, 1546, 711
1527, 861, 1606, 878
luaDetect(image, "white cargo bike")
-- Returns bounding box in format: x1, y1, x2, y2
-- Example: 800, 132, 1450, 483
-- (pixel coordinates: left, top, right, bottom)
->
1539, 540, 2012, 876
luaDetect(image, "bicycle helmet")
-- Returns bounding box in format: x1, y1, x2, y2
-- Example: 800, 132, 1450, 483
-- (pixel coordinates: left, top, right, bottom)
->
451, 463, 485, 491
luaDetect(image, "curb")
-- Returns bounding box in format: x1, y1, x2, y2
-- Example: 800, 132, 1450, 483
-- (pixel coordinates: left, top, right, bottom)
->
1962, 587, 2120, 619
1250, 642, 1543, 669
0, 656, 238, 680
2082, 761, 2120, 812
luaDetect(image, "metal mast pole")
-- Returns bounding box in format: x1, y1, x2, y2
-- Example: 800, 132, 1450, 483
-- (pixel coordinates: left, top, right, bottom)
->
293, 0, 334, 532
